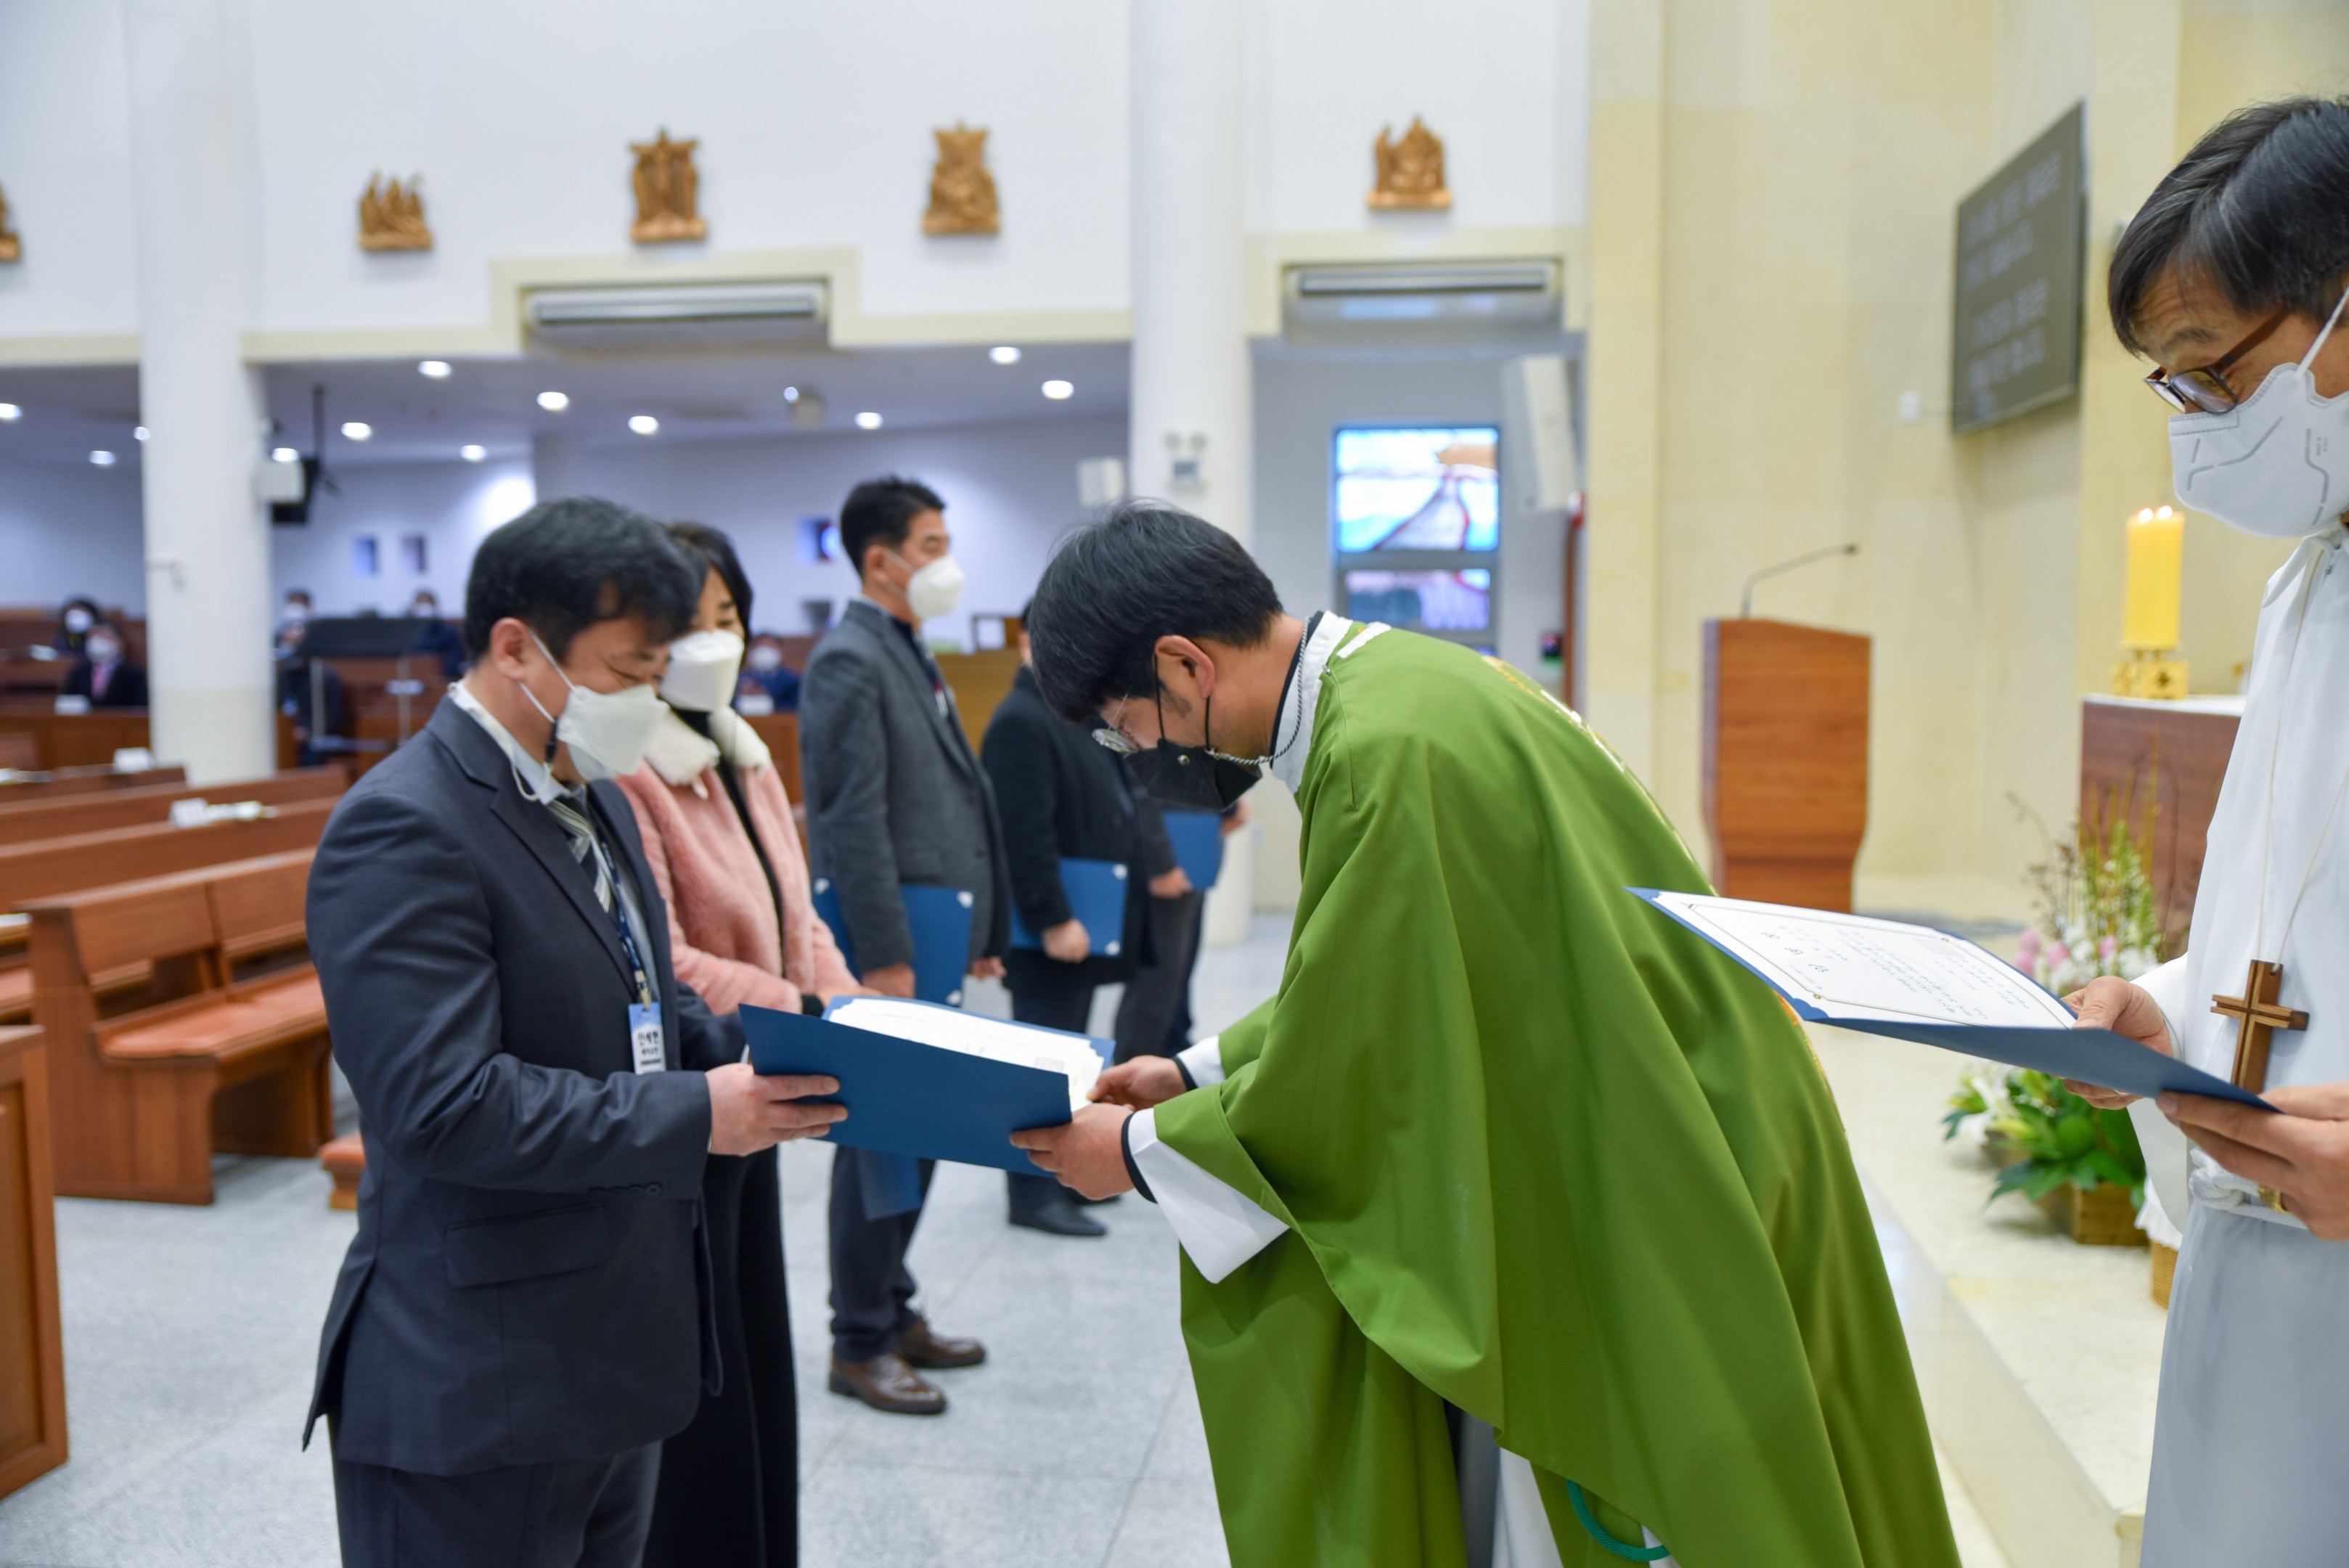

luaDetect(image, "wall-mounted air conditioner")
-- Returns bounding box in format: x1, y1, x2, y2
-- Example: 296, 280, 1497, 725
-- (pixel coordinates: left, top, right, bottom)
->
524, 281, 830, 349
1282, 261, 1562, 348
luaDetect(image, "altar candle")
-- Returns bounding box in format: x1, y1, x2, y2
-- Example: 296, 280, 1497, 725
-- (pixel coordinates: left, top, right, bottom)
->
2123, 505, 2184, 650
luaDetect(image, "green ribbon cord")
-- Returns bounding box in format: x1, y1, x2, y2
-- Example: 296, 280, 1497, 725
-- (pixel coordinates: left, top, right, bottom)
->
1565, 1480, 1672, 1562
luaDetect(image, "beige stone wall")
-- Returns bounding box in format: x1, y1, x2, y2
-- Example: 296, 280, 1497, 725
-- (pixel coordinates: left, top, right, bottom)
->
1584, 0, 2349, 921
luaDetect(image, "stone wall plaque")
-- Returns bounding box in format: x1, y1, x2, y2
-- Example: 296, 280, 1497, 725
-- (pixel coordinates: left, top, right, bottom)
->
1370, 118, 1450, 211
631, 129, 707, 244
358, 173, 431, 253
924, 123, 1000, 236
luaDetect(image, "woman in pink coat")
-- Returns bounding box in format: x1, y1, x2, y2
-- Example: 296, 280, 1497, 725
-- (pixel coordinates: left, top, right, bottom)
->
621, 523, 856, 1568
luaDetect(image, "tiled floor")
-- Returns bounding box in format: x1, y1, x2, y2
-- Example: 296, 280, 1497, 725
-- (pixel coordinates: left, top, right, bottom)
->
0, 912, 2009, 1568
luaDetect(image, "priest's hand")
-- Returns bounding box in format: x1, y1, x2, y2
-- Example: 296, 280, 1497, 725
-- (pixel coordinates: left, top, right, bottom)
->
2160, 1083, 2349, 1241
1009, 1103, 1134, 1199
2062, 976, 2175, 1108
1090, 1055, 1188, 1110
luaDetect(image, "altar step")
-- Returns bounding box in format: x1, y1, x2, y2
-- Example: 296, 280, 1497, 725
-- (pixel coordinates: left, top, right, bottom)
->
1815, 1024, 2164, 1568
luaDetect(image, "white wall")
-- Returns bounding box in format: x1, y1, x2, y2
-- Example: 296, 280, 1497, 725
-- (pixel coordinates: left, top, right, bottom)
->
269, 458, 536, 616
0, 2, 138, 342
0, 452, 148, 613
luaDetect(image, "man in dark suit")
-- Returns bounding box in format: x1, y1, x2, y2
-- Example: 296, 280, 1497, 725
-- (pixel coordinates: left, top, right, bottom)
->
798, 475, 1005, 1416
303, 499, 843, 1568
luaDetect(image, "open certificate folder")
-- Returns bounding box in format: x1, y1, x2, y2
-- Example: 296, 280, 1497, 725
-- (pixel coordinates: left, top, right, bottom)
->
1630, 889, 2273, 1111
739, 996, 1114, 1174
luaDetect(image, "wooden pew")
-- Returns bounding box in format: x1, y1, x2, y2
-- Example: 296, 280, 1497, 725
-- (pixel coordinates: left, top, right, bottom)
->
0, 706, 154, 770
21, 852, 332, 1204
0, 1024, 67, 1498
0, 764, 186, 805
0, 798, 337, 911
0, 767, 345, 849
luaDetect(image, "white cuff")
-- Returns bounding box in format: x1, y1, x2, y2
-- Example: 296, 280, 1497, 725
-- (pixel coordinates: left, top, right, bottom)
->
2134, 954, 2192, 1054
1177, 1034, 1225, 1087
1129, 1107, 1288, 1284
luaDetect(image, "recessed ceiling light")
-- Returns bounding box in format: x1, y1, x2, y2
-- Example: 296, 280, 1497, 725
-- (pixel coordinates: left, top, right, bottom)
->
783, 386, 799, 402
0, 404, 20, 422
341, 421, 373, 441
628, 415, 659, 436
537, 391, 570, 412
855, 412, 883, 430
990, 346, 1022, 365
418, 360, 452, 379
459, 444, 486, 462
134, 425, 150, 441
89, 450, 115, 467
1042, 380, 1074, 400
272, 446, 300, 463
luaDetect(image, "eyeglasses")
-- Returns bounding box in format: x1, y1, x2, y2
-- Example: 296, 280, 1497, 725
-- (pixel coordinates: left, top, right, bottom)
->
2145, 305, 2291, 414
1091, 699, 1140, 756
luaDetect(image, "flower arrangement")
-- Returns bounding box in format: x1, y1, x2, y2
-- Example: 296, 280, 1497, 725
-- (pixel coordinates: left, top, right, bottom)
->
1944, 1067, 2146, 1209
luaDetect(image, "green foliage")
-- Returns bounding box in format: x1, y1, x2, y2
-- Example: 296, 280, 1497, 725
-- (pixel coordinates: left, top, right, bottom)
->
1951, 1069, 2146, 1208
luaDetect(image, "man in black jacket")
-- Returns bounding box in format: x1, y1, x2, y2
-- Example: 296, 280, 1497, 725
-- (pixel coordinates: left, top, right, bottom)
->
303, 499, 843, 1568
981, 612, 1188, 1238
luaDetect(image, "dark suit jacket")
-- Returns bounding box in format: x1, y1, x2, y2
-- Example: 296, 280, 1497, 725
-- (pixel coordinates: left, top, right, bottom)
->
62, 657, 147, 708
303, 699, 735, 1476
981, 665, 1156, 984
798, 600, 1010, 970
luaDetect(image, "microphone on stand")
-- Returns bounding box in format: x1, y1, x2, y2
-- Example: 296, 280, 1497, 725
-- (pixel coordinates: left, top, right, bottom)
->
1741, 543, 1860, 618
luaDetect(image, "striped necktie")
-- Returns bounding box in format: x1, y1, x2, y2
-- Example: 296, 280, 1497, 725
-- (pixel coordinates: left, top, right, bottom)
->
542, 793, 613, 912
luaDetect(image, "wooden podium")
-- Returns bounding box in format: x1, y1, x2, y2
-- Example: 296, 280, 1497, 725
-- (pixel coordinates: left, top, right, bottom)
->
0, 1024, 66, 1499
2078, 695, 2241, 950
1702, 618, 1871, 910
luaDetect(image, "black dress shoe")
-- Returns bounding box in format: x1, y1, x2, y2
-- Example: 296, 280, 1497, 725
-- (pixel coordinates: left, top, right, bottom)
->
1075, 1192, 1122, 1206
898, 1317, 986, 1370
1009, 1188, 1108, 1237
828, 1352, 947, 1415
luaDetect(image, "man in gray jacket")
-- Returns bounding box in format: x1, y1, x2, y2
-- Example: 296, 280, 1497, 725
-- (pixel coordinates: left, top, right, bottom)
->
799, 475, 1008, 1414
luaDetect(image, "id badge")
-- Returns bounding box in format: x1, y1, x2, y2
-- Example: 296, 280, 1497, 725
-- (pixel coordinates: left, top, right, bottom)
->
629, 1002, 666, 1074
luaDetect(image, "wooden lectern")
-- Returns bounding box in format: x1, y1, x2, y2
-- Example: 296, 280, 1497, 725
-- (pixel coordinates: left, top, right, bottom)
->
1702, 618, 1871, 910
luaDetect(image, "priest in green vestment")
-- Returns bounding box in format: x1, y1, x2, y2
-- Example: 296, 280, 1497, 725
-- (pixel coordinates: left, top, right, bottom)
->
1009, 501, 1959, 1568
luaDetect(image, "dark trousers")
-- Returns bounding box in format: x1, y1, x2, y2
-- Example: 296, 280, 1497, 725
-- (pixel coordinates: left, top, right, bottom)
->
1113, 891, 1204, 1063
1005, 949, 1098, 1212
644, 1147, 797, 1568
332, 1440, 658, 1568
827, 1147, 934, 1363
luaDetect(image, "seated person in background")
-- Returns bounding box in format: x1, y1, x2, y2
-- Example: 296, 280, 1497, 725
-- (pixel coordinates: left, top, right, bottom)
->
736, 632, 801, 713
406, 589, 467, 680
616, 521, 862, 1567
277, 587, 313, 648
63, 621, 147, 708
51, 596, 99, 657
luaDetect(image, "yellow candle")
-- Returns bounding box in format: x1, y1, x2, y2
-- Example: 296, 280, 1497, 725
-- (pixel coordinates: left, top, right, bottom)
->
2123, 505, 2183, 650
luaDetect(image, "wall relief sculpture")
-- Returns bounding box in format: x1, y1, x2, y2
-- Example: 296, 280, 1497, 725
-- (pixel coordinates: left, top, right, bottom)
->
631, 129, 707, 243
924, 123, 1000, 236
0, 184, 21, 262
1370, 117, 1450, 210
359, 173, 431, 252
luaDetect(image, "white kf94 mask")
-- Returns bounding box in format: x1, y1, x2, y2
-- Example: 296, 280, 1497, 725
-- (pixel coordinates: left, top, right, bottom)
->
2170, 285, 2349, 539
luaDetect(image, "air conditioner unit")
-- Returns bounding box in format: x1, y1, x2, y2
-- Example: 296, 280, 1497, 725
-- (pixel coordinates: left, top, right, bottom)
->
1283, 261, 1562, 348
524, 281, 829, 349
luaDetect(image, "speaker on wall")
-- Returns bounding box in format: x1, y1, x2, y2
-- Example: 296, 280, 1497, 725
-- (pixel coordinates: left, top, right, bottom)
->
1500, 354, 1578, 513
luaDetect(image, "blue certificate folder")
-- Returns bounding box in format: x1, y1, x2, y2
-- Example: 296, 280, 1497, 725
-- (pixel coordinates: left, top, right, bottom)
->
1629, 888, 2274, 1111
810, 880, 973, 1007
1009, 858, 1130, 955
1161, 809, 1225, 891
740, 999, 1113, 1175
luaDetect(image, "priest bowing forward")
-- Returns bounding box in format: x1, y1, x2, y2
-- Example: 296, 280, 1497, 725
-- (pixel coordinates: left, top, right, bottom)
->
1009, 501, 1958, 1568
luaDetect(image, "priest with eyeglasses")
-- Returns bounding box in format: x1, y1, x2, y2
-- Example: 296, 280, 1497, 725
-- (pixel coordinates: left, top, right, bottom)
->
1007, 499, 1958, 1568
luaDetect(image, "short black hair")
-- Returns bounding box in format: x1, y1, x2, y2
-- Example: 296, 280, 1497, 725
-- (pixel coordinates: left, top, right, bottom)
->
668, 521, 754, 631
285, 588, 312, 604
59, 596, 98, 618
839, 476, 944, 580
1024, 500, 1284, 723
462, 497, 700, 661
2110, 97, 2349, 356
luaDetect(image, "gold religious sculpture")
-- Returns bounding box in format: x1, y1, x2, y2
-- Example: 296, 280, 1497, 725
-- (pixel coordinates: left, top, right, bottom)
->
0, 183, 20, 263
923, 123, 1000, 236
631, 129, 707, 244
358, 173, 431, 253
1370, 117, 1452, 210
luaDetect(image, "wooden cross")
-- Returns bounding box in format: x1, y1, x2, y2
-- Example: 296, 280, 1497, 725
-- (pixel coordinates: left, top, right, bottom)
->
2212, 959, 2309, 1094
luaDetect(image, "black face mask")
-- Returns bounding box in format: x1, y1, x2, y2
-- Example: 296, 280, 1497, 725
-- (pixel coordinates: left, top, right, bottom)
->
1126, 691, 1265, 812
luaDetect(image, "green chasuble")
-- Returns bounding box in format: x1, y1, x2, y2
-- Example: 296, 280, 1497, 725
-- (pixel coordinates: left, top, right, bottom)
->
1150, 626, 1956, 1568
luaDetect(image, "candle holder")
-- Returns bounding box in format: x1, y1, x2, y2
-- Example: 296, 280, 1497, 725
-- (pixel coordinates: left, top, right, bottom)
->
2113, 648, 2189, 699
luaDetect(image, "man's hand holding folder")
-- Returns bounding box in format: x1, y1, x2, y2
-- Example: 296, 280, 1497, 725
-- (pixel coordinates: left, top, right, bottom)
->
707, 1063, 845, 1156
2064, 976, 2180, 1108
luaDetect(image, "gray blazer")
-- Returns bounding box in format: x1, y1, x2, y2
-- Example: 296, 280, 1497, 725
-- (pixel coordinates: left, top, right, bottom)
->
799, 599, 1010, 971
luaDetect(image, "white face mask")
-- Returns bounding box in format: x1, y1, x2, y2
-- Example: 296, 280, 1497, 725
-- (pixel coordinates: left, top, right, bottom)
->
2170, 286, 2349, 539
519, 631, 665, 781
888, 549, 965, 621
284, 603, 309, 623
746, 642, 785, 674
658, 629, 744, 713
62, 608, 93, 634
86, 636, 120, 663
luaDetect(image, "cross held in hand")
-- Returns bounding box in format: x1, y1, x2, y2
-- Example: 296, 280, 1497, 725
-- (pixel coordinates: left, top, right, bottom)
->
2213, 959, 2309, 1094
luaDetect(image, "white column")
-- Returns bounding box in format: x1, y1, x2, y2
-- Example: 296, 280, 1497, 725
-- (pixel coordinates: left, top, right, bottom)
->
1130, 0, 1256, 946
123, 0, 272, 784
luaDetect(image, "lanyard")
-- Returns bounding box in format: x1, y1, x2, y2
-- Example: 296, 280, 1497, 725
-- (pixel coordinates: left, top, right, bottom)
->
578, 810, 657, 1008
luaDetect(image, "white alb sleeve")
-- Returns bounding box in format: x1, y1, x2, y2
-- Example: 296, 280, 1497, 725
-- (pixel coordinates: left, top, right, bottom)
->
1128, 1107, 1288, 1284
1177, 1034, 1225, 1087
2133, 955, 2192, 1053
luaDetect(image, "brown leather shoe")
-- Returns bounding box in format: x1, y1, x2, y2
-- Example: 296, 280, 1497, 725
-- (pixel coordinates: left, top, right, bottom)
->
828, 1352, 946, 1415
897, 1317, 986, 1370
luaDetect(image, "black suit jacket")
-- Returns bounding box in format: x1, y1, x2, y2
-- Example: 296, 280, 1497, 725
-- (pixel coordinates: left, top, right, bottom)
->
62, 657, 147, 708
981, 665, 1156, 984
798, 600, 1011, 970
303, 699, 735, 1476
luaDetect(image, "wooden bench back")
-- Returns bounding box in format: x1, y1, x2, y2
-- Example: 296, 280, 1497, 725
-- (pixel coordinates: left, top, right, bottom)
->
0, 766, 187, 806
205, 852, 311, 961
0, 799, 336, 911
0, 768, 345, 848
20, 849, 318, 1006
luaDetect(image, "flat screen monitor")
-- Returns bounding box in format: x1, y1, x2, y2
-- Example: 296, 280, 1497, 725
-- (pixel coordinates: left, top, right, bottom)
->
1332, 426, 1500, 554
1344, 568, 1492, 632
